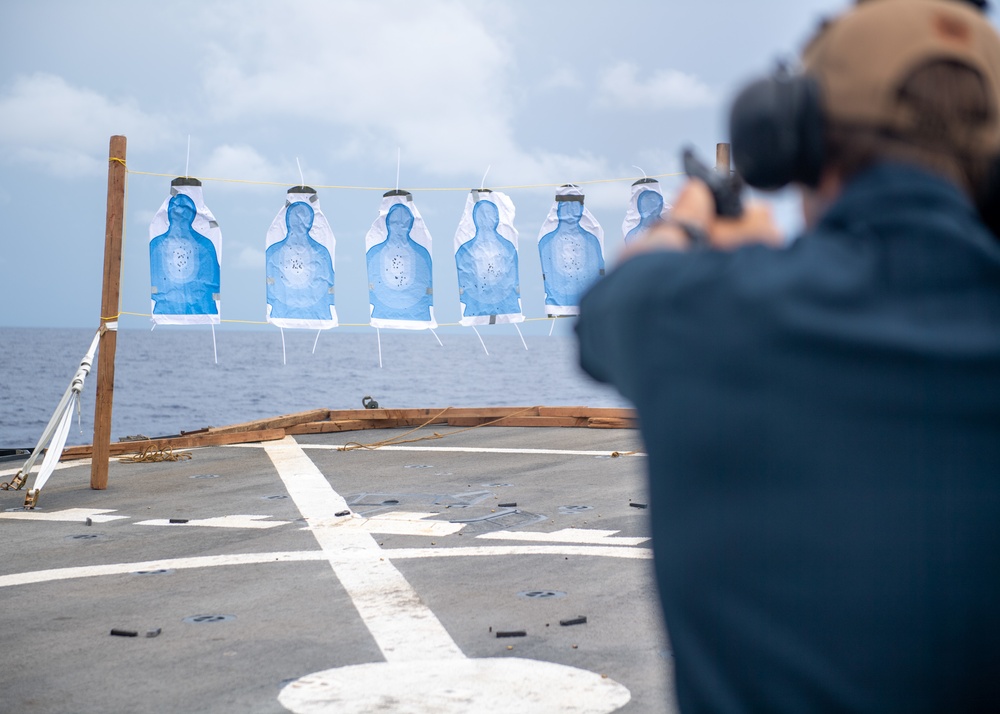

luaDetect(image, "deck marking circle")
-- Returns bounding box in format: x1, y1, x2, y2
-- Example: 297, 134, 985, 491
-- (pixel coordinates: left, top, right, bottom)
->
278, 658, 630, 713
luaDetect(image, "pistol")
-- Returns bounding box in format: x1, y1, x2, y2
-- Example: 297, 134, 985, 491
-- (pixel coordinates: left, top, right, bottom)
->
682, 147, 744, 218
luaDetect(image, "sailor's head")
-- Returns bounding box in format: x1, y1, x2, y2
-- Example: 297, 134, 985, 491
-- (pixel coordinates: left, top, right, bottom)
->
386, 203, 415, 235
167, 194, 197, 225
286, 201, 315, 234
636, 190, 664, 219
472, 200, 500, 231
801, 0, 1000, 158
730, 0, 1000, 193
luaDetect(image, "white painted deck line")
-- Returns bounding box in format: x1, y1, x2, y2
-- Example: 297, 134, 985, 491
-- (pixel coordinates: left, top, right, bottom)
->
0, 551, 323, 588
479, 528, 650, 546
0, 438, 644, 481
335, 510, 465, 537
227, 442, 645, 457
136, 514, 290, 529
302, 444, 646, 457
385, 544, 651, 561
0, 545, 651, 589
0, 458, 92, 479
0, 507, 127, 523
264, 436, 465, 663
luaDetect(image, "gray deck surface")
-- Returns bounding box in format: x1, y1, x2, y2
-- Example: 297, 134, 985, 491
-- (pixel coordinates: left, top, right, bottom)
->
1, 426, 677, 713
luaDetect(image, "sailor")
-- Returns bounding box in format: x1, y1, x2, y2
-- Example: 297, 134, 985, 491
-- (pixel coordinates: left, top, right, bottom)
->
578, 0, 1000, 710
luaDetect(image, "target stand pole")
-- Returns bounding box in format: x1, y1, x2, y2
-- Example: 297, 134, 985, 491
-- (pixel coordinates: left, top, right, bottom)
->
716, 142, 731, 176
91, 135, 127, 490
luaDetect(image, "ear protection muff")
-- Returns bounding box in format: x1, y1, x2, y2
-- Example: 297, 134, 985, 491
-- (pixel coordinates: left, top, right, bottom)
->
729, 66, 826, 190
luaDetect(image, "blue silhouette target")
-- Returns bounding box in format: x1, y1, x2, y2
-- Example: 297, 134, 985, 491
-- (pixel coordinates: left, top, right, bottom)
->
265, 187, 338, 329
622, 179, 671, 244
149, 181, 222, 325
537, 186, 605, 316
454, 190, 523, 326
366, 192, 437, 329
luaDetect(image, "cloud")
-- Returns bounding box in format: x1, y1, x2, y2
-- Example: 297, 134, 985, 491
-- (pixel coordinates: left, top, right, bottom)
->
0, 4, 635, 187
193, 1, 607, 184
197, 3, 511, 147
234, 245, 265, 269
574, 181, 633, 213
597, 62, 717, 110
199, 144, 284, 183
0, 73, 172, 177
539, 67, 583, 90
490, 150, 614, 194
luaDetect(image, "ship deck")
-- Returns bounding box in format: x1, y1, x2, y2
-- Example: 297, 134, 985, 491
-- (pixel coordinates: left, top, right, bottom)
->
1, 422, 676, 713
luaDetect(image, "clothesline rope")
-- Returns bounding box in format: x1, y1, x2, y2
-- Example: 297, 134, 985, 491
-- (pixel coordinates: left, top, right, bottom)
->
123, 166, 685, 192
109, 157, 649, 329
112, 310, 567, 327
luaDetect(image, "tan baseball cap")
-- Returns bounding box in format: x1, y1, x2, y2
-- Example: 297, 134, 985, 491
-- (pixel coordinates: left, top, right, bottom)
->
803, 0, 1000, 152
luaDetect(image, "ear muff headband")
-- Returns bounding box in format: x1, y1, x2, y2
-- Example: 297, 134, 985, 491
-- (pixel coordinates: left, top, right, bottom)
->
729, 68, 825, 190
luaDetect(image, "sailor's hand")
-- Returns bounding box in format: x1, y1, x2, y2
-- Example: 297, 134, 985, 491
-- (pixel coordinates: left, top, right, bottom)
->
621, 179, 783, 259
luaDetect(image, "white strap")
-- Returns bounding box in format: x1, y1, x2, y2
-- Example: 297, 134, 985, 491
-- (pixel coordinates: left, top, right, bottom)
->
14, 329, 101, 504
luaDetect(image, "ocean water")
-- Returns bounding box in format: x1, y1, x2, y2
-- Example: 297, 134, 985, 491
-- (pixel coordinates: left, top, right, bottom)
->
0, 327, 629, 449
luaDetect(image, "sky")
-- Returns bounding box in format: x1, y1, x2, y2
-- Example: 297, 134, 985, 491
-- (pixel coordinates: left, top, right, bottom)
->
0, 0, 867, 333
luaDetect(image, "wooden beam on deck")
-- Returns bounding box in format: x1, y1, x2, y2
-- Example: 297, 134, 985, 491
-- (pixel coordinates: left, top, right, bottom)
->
61, 406, 636, 462
287, 406, 637, 432
286, 418, 441, 435
62, 428, 286, 461
444, 416, 589, 428
206, 409, 331, 434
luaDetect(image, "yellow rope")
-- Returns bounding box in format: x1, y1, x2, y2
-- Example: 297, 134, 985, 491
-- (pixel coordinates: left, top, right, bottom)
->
122, 167, 685, 192
118, 445, 193, 463
337, 405, 540, 452
115, 311, 271, 326
119, 167, 129, 317
111, 312, 567, 328
218, 318, 269, 326
97, 157, 130, 324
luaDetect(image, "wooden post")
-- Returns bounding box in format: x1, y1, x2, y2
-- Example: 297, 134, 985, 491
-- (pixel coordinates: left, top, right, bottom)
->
716, 142, 731, 176
91, 135, 127, 490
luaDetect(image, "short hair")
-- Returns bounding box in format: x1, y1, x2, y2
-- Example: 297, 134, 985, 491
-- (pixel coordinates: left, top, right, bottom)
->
825, 59, 994, 195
